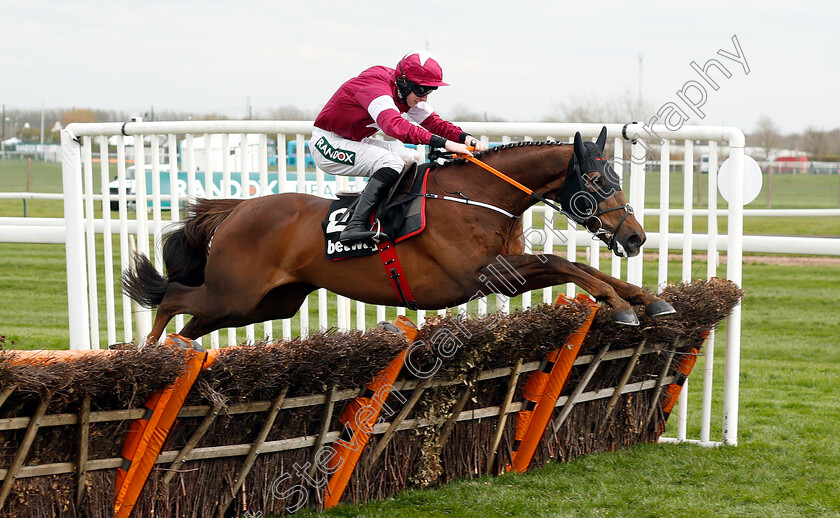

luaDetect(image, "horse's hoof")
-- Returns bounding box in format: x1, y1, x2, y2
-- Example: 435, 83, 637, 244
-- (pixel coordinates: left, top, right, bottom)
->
612, 309, 640, 326
377, 321, 403, 334
163, 334, 205, 353
646, 300, 676, 317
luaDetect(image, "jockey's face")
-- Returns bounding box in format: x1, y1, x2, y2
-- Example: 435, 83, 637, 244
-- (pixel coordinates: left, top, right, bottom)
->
406, 91, 428, 108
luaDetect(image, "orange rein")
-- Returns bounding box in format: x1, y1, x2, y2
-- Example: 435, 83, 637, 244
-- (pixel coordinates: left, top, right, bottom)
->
455, 152, 535, 196
454, 151, 564, 212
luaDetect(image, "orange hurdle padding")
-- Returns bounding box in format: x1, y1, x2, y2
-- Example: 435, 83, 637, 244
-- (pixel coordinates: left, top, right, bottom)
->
8, 349, 117, 365
509, 293, 598, 473
113, 335, 219, 518
512, 294, 584, 444
324, 316, 416, 508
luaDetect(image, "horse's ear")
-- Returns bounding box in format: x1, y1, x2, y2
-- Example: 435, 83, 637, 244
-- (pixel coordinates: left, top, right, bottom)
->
574, 132, 585, 158
595, 126, 607, 152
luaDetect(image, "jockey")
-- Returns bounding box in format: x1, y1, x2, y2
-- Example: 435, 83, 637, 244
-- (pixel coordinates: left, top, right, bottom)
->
311, 50, 488, 244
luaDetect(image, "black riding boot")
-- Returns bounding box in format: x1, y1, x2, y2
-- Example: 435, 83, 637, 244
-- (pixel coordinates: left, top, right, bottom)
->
339, 172, 395, 243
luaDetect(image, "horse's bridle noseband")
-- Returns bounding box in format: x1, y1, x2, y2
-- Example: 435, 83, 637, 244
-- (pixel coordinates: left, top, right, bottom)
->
585, 203, 634, 253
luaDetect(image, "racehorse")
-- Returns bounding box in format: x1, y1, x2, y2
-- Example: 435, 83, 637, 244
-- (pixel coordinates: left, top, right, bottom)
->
124, 127, 675, 344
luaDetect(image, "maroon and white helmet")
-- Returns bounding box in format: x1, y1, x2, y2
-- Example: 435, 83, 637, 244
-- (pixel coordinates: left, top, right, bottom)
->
396, 50, 449, 88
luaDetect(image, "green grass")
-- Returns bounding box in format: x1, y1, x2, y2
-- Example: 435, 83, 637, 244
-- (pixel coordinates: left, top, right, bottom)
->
0, 159, 66, 218
0, 243, 69, 348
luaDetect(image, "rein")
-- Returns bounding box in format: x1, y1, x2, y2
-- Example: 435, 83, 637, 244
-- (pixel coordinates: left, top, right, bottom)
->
454, 153, 563, 212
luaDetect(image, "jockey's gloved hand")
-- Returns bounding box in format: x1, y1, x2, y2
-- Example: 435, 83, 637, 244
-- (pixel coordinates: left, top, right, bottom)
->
445, 140, 475, 156
462, 135, 489, 153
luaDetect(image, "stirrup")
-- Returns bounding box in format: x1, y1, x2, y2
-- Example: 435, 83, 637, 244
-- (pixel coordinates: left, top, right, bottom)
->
339, 220, 389, 244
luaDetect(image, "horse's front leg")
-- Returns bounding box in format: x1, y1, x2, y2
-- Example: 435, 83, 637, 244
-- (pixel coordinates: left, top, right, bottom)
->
480, 254, 639, 325
570, 262, 676, 317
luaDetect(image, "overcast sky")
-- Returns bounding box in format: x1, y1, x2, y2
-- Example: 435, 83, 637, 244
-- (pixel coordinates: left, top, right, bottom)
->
1, 0, 837, 134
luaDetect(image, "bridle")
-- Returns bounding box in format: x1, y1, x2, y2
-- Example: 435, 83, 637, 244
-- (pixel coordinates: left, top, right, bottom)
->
584, 203, 634, 254
557, 145, 634, 254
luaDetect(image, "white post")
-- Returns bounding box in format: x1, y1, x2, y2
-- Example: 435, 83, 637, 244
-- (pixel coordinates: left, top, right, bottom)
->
677, 376, 688, 441
150, 137, 163, 269
657, 140, 670, 290
319, 288, 328, 331
682, 140, 694, 282
296, 134, 309, 335
99, 136, 117, 346
701, 140, 719, 443
132, 127, 152, 342
81, 137, 100, 349
258, 134, 273, 341
276, 133, 287, 194
337, 294, 348, 332
677, 138, 693, 441
521, 199, 533, 309
166, 133, 180, 337
566, 137, 577, 298
566, 209, 577, 299
116, 137, 132, 342
723, 130, 745, 445
627, 140, 645, 286
356, 301, 366, 330
60, 128, 91, 350
542, 206, 554, 304
240, 133, 256, 344
611, 137, 623, 279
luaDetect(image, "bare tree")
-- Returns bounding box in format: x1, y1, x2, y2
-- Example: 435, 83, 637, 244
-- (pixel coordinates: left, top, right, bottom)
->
823, 128, 840, 159
752, 116, 783, 208
801, 126, 829, 158
752, 115, 781, 160
445, 104, 506, 122
543, 90, 654, 123
265, 105, 314, 120
60, 109, 98, 126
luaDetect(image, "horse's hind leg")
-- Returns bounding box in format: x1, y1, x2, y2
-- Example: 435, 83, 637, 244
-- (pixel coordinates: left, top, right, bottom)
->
249, 282, 317, 323
178, 316, 226, 341
176, 282, 317, 342
571, 262, 675, 317
147, 282, 224, 344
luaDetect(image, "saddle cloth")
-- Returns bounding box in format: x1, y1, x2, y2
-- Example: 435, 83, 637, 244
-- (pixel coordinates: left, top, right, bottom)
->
321, 164, 430, 260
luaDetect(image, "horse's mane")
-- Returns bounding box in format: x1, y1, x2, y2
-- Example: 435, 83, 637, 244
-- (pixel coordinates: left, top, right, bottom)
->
437, 140, 570, 168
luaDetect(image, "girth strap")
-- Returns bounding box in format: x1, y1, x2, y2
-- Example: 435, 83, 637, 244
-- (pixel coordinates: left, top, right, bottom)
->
376, 240, 418, 310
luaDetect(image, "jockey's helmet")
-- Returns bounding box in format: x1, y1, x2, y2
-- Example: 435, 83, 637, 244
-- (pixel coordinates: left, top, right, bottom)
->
396, 50, 448, 100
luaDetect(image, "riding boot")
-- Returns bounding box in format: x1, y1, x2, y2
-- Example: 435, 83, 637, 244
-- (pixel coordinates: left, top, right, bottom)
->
339, 173, 395, 243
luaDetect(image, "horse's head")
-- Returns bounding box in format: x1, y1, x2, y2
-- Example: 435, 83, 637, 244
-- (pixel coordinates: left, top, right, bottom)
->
555, 127, 645, 258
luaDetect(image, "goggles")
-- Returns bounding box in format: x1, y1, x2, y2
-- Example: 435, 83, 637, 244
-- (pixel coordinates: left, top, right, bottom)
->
411, 84, 438, 97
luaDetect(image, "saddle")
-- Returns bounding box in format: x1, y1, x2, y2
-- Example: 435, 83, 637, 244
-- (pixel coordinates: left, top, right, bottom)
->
321, 163, 431, 260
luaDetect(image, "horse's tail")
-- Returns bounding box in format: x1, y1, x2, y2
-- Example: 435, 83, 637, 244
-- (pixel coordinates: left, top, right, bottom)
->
122, 198, 246, 308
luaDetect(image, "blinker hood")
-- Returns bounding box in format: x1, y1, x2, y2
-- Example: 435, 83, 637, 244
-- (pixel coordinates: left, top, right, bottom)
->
559, 142, 622, 224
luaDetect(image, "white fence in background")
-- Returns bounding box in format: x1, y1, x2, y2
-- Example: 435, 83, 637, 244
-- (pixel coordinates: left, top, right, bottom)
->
56, 120, 750, 444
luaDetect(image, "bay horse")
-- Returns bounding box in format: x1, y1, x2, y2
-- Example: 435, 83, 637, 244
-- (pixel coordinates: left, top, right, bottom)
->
124, 127, 675, 344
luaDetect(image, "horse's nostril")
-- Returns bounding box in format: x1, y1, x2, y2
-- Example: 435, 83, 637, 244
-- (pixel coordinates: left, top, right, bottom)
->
628, 234, 643, 246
